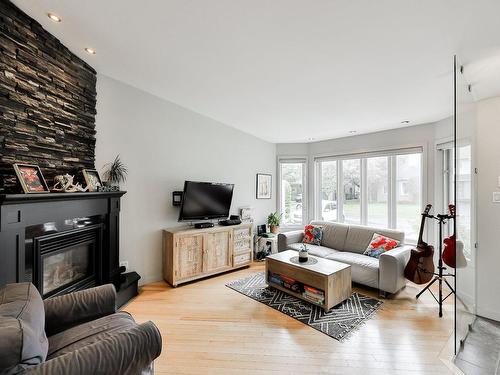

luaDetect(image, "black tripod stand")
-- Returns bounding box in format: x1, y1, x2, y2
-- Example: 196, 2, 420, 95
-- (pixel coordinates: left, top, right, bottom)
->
416, 212, 455, 317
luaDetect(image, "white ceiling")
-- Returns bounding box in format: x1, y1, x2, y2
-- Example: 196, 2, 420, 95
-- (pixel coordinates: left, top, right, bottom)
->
11, 0, 500, 143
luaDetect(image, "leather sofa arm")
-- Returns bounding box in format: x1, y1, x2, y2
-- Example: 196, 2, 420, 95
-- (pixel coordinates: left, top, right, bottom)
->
44, 284, 117, 336
277, 230, 304, 252
379, 245, 412, 294
24, 322, 162, 375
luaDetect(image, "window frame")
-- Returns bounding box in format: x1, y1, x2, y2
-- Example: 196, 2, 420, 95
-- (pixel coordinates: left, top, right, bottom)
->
277, 157, 308, 229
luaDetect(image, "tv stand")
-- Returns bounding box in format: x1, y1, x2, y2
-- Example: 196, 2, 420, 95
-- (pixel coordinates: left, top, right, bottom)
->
194, 222, 214, 229
163, 223, 253, 287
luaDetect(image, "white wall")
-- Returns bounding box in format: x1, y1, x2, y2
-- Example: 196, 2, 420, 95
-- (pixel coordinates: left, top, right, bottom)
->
95, 75, 276, 284
277, 122, 453, 244
476, 96, 500, 321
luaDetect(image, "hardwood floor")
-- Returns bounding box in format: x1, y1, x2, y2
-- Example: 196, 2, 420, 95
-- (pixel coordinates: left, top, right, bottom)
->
125, 263, 457, 374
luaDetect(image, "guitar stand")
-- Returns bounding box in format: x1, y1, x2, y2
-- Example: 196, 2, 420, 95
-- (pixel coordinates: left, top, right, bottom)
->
416, 212, 455, 318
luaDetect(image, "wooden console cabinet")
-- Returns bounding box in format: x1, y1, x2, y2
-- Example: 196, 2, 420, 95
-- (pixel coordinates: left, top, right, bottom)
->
163, 223, 253, 286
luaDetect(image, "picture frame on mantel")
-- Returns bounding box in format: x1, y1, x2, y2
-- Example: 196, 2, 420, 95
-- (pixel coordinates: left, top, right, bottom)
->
13, 163, 50, 194
256, 173, 272, 199
82, 169, 103, 192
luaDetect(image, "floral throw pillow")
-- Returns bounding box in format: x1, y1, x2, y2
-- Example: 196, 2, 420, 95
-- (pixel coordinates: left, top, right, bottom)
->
302, 225, 322, 246
363, 233, 400, 259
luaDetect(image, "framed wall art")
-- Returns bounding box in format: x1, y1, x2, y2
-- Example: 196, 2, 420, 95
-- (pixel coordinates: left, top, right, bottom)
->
256, 173, 272, 199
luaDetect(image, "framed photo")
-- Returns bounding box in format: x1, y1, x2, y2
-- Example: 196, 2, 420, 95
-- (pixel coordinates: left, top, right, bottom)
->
82, 169, 102, 192
240, 206, 253, 221
13, 164, 49, 194
256, 173, 272, 199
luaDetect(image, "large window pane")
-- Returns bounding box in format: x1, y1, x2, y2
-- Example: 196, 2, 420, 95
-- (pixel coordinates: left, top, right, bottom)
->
342, 159, 361, 224
396, 153, 422, 242
367, 157, 389, 227
319, 161, 337, 222
280, 163, 304, 225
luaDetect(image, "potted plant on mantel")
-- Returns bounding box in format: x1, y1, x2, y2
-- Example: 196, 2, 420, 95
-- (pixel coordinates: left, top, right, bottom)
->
103, 155, 128, 190
267, 212, 282, 234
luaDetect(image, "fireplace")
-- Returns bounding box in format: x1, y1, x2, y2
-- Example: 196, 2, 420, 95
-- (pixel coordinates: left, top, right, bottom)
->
0, 192, 126, 298
31, 224, 103, 298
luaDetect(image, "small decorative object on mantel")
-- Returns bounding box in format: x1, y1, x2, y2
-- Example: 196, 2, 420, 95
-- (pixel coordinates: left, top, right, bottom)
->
53, 174, 87, 193
256, 173, 272, 199
267, 211, 282, 234
97, 185, 120, 192
13, 163, 50, 194
103, 155, 128, 190
82, 169, 102, 192
299, 243, 309, 263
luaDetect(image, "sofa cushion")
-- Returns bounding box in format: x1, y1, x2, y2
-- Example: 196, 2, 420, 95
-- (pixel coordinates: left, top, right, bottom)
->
302, 225, 323, 245
288, 243, 340, 258
310, 221, 349, 251
343, 224, 405, 254
326, 252, 380, 289
47, 311, 136, 360
363, 233, 401, 259
0, 283, 48, 374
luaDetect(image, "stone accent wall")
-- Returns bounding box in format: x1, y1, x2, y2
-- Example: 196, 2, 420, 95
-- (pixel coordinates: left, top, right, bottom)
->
0, 1, 97, 192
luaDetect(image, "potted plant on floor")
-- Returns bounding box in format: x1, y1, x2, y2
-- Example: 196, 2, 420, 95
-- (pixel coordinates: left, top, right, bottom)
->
267, 212, 282, 234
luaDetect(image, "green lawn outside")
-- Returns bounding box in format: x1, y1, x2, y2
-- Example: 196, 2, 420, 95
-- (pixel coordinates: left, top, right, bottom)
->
342, 200, 421, 237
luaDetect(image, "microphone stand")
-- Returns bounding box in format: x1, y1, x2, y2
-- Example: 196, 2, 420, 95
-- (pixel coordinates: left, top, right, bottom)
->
416, 212, 455, 317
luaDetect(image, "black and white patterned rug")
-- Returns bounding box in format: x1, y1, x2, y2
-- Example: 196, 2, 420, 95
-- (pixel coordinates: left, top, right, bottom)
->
226, 272, 383, 341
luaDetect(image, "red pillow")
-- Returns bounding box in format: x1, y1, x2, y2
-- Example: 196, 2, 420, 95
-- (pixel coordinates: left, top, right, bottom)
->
363, 233, 400, 258
302, 225, 322, 245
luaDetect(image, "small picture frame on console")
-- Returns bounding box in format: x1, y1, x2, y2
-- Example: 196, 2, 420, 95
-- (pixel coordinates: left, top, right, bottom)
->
13, 163, 50, 194
256, 173, 272, 199
82, 169, 102, 192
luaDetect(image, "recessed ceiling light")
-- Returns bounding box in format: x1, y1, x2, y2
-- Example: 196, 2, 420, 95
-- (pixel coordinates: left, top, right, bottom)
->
401, 120, 410, 124
349, 130, 357, 134
84, 48, 96, 55
308, 137, 315, 141
47, 13, 61, 22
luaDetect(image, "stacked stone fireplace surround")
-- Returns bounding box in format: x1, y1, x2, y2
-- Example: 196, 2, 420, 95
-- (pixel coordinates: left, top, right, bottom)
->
0, 2, 137, 304
0, 0, 97, 193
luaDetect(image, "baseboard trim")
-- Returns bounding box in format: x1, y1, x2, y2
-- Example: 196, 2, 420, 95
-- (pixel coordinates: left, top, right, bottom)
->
139, 274, 163, 286
477, 307, 500, 323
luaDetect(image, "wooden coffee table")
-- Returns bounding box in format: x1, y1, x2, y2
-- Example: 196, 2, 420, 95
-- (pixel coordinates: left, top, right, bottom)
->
265, 250, 352, 311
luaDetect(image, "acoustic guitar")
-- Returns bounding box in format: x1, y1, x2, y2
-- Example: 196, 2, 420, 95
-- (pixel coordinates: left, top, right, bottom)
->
442, 204, 467, 268
404, 204, 435, 284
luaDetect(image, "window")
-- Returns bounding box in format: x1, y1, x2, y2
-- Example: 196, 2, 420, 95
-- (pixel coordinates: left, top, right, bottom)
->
342, 159, 361, 224
315, 149, 423, 243
318, 161, 337, 222
279, 159, 307, 226
396, 153, 422, 242
367, 156, 389, 227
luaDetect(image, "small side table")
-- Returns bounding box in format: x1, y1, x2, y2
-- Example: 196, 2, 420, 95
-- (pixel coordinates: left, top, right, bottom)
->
255, 234, 278, 260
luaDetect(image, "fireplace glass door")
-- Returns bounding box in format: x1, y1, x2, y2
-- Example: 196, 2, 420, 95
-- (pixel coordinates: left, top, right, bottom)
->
32, 224, 103, 298
42, 243, 93, 295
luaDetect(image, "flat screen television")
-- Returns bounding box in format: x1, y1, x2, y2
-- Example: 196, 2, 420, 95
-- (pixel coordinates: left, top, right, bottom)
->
178, 181, 234, 221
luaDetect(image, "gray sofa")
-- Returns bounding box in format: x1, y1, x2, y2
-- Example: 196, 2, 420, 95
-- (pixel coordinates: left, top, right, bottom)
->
0, 283, 162, 375
278, 221, 412, 294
